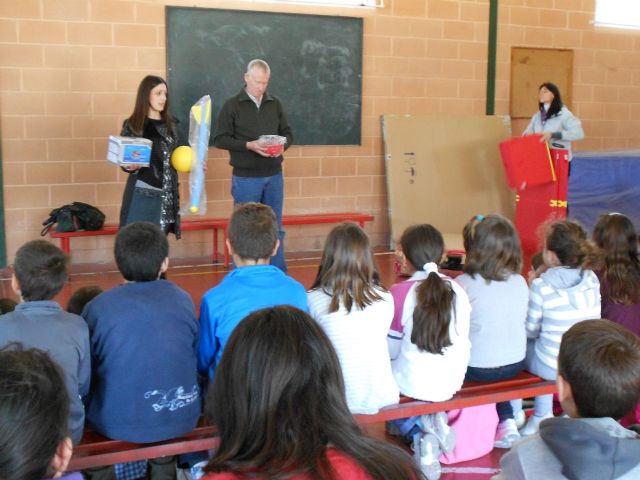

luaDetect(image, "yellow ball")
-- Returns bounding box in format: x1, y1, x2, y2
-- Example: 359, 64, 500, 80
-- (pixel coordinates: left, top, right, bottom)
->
189, 205, 199, 213
171, 146, 193, 173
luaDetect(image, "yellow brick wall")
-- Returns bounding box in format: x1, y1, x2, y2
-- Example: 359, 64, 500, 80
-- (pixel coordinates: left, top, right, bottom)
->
1, 0, 639, 263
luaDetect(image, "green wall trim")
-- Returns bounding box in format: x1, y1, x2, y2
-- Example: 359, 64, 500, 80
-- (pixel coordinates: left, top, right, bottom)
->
0, 138, 6, 268
486, 0, 499, 115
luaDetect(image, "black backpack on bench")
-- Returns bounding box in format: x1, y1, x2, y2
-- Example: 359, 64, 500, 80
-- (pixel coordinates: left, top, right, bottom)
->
41, 202, 106, 236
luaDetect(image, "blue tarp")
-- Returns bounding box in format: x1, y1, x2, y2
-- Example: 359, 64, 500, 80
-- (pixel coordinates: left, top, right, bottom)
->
568, 151, 640, 235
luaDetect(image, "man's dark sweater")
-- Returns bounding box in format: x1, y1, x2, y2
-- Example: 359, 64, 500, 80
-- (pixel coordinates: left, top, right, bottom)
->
213, 88, 293, 177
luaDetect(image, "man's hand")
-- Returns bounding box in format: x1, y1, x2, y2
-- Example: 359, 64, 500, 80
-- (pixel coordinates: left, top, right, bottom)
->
246, 140, 270, 157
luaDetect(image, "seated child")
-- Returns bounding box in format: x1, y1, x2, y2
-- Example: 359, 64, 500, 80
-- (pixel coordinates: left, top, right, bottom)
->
518, 219, 601, 436
457, 215, 529, 448
67, 285, 103, 315
0, 240, 90, 444
82, 221, 200, 479
198, 202, 308, 382
494, 319, 640, 479
201, 305, 421, 480
592, 212, 640, 336
388, 224, 471, 479
307, 222, 399, 414
0, 346, 82, 480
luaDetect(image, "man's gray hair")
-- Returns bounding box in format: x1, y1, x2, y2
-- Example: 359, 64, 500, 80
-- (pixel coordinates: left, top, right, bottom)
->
247, 59, 270, 74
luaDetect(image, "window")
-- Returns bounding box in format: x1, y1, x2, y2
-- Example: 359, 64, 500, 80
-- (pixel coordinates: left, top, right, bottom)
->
254, 0, 383, 7
595, 0, 640, 29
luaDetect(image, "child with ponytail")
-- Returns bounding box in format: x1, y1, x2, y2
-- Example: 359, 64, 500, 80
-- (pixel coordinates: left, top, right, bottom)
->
518, 219, 601, 436
388, 224, 471, 480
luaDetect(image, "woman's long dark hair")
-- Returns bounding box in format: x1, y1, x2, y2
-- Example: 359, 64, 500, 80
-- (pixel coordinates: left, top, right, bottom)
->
593, 213, 640, 305
310, 223, 384, 314
539, 82, 563, 120
400, 224, 455, 354
0, 346, 70, 480
204, 306, 422, 480
127, 75, 173, 136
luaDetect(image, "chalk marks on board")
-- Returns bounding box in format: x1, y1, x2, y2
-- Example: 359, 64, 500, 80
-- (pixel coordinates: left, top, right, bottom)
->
166, 7, 363, 145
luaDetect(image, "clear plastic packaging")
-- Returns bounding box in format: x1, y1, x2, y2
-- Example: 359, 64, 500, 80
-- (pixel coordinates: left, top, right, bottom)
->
182, 95, 212, 215
258, 134, 286, 157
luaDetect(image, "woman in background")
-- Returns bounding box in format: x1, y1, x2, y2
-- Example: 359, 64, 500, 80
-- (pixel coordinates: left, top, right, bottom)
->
516, 82, 584, 259
119, 75, 181, 238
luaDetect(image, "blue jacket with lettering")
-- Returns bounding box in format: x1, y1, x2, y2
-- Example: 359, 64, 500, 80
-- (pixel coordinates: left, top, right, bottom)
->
83, 280, 200, 443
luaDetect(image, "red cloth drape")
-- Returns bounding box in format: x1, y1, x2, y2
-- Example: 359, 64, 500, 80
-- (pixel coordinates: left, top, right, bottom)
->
514, 149, 570, 259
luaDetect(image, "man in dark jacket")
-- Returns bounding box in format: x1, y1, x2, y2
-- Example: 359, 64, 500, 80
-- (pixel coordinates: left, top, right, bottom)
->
213, 59, 293, 272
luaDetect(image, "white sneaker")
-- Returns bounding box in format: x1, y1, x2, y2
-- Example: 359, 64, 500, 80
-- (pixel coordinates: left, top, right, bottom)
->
420, 412, 456, 453
413, 432, 442, 480
494, 418, 521, 449
519, 413, 553, 437
514, 409, 526, 429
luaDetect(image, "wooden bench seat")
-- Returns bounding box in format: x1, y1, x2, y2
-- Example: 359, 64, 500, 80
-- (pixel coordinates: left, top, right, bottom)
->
69, 371, 555, 470
49, 212, 374, 267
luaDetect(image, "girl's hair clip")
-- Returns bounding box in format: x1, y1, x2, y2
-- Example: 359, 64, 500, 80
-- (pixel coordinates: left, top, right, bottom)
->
475, 215, 485, 222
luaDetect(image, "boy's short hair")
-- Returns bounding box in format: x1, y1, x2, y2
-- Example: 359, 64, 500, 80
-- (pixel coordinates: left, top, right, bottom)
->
67, 286, 103, 315
559, 319, 640, 419
14, 240, 68, 301
0, 345, 69, 480
114, 221, 168, 282
228, 203, 278, 261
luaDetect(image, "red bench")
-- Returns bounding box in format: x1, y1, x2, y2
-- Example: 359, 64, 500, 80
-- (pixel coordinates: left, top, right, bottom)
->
49, 213, 375, 267
69, 372, 555, 470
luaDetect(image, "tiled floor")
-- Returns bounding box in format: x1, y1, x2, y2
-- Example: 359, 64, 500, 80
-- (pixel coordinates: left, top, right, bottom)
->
0, 251, 505, 479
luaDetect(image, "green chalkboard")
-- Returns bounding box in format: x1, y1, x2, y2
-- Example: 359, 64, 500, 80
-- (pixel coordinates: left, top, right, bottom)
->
166, 7, 363, 145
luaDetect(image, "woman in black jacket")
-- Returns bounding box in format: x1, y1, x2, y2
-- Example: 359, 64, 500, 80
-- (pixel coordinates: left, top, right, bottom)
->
119, 75, 181, 238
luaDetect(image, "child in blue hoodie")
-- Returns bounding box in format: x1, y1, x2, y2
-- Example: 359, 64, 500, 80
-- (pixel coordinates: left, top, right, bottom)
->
518, 219, 600, 436
494, 319, 640, 480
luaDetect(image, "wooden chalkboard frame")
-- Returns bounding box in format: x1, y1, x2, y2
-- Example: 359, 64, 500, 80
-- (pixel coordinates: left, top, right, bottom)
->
166, 7, 363, 146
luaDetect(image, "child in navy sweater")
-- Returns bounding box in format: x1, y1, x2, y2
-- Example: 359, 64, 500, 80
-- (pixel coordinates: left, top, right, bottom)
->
83, 221, 200, 479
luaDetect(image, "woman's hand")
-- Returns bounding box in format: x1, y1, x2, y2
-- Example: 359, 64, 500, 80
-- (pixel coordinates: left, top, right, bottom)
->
539, 131, 552, 142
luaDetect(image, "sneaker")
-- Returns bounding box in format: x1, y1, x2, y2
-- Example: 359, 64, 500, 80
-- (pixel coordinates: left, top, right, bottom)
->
494, 418, 521, 448
514, 409, 526, 429
520, 413, 553, 437
413, 432, 442, 480
419, 412, 456, 453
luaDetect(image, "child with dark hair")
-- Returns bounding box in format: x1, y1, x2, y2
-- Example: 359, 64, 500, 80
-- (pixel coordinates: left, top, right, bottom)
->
517, 219, 601, 436
0, 346, 82, 480
388, 224, 471, 479
67, 285, 103, 315
203, 305, 424, 480
307, 223, 399, 414
457, 215, 529, 448
197, 203, 307, 382
0, 240, 90, 445
82, 221, 200, 479
592, 212, 640, 336
494, 319, 640, 480
0, 296, 17, 314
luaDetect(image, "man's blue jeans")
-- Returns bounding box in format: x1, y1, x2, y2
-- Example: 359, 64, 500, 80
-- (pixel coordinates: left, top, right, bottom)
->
231, 172, 286, 272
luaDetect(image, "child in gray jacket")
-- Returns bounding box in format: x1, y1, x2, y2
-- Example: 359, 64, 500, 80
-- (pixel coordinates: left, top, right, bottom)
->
494, 319, 640, 480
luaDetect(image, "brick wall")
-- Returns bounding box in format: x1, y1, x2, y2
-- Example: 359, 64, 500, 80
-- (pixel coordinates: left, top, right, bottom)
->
1, 0, 639, 263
